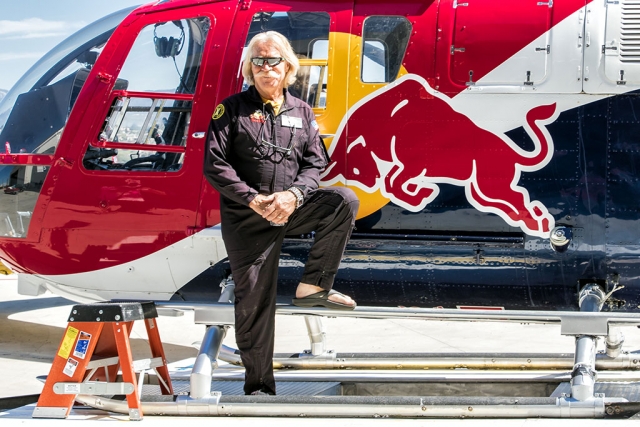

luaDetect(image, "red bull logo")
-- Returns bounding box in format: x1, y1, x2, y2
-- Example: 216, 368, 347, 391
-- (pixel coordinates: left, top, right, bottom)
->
322, 74, 558, 238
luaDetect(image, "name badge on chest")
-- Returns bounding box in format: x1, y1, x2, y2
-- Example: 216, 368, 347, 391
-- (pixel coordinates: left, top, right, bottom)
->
281, 115, 303, 129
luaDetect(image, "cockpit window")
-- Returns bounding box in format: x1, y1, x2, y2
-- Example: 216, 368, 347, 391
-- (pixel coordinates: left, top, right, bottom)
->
0, 6, 133, 145
241, 12, 330, 109
0, 19, 117, 240
84, 17, 210, 173
116, 18, 209, 93
48, 47, 104, 87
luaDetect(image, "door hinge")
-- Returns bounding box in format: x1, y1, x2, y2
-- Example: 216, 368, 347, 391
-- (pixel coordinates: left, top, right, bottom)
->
240, 0, 251, 10
56, 157, 74, 169
451, 45, 466, 55
96, 72, 113, 84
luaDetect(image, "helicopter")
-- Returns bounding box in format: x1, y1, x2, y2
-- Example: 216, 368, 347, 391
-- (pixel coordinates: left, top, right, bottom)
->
3, 0, 640, 418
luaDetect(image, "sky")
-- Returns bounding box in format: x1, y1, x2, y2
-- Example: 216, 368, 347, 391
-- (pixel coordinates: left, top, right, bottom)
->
0, 0, 145, 92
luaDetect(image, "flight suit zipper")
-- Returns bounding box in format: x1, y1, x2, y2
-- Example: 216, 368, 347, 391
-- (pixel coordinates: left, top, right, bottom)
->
267, 103, 294, 194
266, 104, 277, 194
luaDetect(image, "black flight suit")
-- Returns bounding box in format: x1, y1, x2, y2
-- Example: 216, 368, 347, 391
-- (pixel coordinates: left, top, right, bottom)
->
204, 86, 359, 395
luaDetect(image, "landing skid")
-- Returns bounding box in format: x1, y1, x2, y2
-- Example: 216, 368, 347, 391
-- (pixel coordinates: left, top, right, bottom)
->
72, 284, 640, 418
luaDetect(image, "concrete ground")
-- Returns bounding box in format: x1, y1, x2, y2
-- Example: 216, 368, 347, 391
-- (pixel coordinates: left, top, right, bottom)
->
1, 273, 640, 425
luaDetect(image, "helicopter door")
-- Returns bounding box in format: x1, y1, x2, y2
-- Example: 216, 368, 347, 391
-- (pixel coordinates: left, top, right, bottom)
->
196, 3, 353, 233
343, 6, 414, 221
83, 14, 215, 174
447, 0, 553, 88
35, 4, 234, 280
450, 0, 553, 86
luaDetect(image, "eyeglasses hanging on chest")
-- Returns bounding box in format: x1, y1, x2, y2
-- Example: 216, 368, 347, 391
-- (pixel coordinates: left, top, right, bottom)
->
257, 107, 298, 158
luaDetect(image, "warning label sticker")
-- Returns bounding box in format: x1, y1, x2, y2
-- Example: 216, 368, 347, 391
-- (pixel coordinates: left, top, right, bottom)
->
57, 327, 79, 359
64, 383, 81, 394
63, 358, 79, 378
73, 331, 92, 359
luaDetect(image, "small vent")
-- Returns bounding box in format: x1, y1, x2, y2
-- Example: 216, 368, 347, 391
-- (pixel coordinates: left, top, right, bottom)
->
620, 0, 640, 62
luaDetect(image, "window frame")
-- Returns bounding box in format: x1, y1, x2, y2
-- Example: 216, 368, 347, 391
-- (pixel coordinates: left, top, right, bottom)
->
360, 15, 413, 84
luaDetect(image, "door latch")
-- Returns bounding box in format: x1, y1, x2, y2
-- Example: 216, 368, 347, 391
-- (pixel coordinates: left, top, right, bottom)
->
535, 45, 551, 54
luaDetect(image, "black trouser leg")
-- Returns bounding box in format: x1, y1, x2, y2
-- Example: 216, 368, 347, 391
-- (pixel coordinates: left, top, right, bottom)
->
220, 186, 358, 394
222, 209, 285, 395
286, 187, 359, 290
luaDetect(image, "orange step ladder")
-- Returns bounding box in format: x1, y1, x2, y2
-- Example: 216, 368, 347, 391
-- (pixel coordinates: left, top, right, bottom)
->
33, 302, 173, 420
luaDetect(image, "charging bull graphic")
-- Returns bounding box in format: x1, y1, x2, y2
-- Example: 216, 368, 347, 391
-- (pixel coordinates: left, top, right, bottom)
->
322, 75, 558, 238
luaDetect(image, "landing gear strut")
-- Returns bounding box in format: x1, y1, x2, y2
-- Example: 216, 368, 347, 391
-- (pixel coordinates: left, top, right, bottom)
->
570, 284, 606, 401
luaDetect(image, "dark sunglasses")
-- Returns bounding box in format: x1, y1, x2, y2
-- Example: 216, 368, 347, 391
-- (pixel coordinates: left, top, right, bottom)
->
251, 57, 285, 67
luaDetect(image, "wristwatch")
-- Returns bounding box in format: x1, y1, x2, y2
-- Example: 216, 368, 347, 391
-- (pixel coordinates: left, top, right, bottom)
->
287, 186, 304, 209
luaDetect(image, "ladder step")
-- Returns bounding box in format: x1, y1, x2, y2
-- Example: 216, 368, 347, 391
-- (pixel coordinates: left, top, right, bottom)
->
133, 357, 165, 372
67, 302, 158, 323
87, 356, 164, 372
86, 356, 120, 370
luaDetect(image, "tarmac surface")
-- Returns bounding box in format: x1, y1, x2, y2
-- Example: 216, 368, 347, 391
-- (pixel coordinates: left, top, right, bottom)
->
2, 273, 640, 425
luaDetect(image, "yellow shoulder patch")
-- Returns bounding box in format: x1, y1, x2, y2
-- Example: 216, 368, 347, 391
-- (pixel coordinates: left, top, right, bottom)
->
212, 104, 225, 120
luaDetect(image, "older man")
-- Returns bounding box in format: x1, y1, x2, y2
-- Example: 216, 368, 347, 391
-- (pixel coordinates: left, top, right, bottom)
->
204, 31, 359, 395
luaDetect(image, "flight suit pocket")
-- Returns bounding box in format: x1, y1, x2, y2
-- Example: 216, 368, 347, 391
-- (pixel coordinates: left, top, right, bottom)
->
236, 331, 252, 351
237, 120, 267, 158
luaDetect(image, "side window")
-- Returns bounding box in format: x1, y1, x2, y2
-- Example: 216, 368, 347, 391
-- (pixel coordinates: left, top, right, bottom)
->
84, 17, 210, 172
361, 16, 412, 83
241, 12, 330, 108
